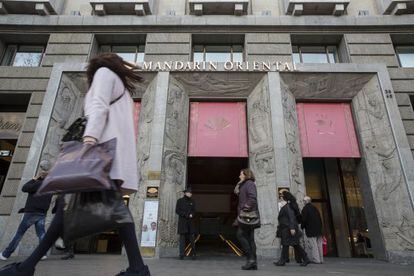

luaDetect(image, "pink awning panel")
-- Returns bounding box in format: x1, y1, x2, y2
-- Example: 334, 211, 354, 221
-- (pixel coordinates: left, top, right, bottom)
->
188, 102, 248, 157
134, 101, 141, 138
297, 103, 360, 158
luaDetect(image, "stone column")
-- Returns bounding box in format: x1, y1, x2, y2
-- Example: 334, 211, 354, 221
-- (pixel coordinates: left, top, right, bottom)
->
157, 74, 189, 257
128, 73, 169, 256
248, 72, 307, 257
247, 73, 279, 257
352, 74, 414, 262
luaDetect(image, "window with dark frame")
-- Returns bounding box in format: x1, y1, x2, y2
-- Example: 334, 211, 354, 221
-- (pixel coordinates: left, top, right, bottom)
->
193, 44, 244, 63
1, 45, 45, 67
100, 45, 145, 63
396, 46, 414, 68
292, 45, 338, 64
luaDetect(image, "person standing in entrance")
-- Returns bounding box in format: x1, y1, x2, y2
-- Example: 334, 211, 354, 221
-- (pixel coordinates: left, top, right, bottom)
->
176, 188, 196, 260
0, 160, 52, 261
0, 53, 150, 276
236, 168, 259, 270
274, 191, 311, 267
301, 196, 323, 264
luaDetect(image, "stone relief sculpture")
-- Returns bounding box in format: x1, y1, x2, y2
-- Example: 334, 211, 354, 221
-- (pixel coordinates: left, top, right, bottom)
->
158, 76, 189, 249
41, 73, 85, 164
281, 81, 306, 204
174, 73, 262, 98
247, 76, 278, 251
130, 78, 156, 239
284, 73, 372, 100
353, 78, 414, 251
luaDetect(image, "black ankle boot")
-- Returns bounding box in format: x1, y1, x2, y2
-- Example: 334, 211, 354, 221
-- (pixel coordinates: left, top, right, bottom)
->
273, 260, 286, 266
115, 265, 150, 276
300, 259, 311, 267
0, 263, 34, 276
241, 260, 257, 270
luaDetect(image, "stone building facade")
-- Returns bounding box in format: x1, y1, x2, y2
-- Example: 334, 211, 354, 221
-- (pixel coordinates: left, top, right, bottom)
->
0, 0, 414, 264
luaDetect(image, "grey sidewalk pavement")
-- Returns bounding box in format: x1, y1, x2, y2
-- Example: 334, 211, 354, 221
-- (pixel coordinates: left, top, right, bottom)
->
2, 255, 414, 276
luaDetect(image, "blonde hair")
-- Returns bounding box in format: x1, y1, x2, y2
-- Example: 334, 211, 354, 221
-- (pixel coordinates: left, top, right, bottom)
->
241, 168, 255, 181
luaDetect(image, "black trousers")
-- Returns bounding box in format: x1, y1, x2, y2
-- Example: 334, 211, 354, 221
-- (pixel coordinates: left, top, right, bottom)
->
236, 226, 257, 261
179, 233, 195, 257
19, 196, 146, 273
281, 244, 309, 263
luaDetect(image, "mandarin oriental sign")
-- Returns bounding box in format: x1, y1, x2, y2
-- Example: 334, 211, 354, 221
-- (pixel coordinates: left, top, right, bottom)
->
138, 61, 297, 72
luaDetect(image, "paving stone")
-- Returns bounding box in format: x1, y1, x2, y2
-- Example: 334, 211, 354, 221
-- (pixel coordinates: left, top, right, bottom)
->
1, 255, 413, 276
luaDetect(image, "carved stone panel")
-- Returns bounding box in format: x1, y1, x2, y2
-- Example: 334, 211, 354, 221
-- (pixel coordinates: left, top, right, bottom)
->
247, 75, 279, 256
129, 77, 157, 241
174, 72, 263, 98
282, 73, 373, 100
353, 76, 414, 253
40, 73, 86, 165
158, 76, 189, 253
281, 80, 306, 206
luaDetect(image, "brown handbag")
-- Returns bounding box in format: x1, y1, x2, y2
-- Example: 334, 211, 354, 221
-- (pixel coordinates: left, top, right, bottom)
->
37, 138, 117, 195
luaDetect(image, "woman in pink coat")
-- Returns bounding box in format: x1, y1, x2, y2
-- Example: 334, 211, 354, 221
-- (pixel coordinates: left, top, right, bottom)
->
0, 53, 150, 276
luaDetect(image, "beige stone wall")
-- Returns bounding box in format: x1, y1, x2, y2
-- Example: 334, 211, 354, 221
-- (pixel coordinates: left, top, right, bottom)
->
62, 0, 93, 15
156, 0, 186, 15
347, 0, 380, 16
57, 0, 383, 16
0, 67, 51, 216
251, 0, 281, 16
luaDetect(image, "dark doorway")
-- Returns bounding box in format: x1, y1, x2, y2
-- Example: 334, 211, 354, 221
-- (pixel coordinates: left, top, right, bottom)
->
187, 156, 248, 256
0, 139, 16, 194
303, 158, 372, 258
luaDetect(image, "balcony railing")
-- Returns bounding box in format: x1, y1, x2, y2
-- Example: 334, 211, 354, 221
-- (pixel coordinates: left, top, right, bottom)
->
90, 0, 153, 16
284, 0, 350, 16
379, 0, 414, 15
0, 0, 65, 15
188, 0, 249, 16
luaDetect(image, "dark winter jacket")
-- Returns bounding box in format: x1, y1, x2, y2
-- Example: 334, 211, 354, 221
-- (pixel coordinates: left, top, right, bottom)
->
277, 203, 302, 246
176, 196, 196, 234
18, 178, 52, 214
237, 179, 258, 215
301, 203, 323, 237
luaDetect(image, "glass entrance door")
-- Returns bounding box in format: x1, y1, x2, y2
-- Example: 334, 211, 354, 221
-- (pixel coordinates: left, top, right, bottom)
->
303, 158, 371, 258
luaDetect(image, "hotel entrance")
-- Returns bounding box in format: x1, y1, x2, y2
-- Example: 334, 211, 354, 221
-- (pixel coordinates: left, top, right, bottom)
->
186, 102, 248, 257
188, 157, 247, 256
297, 102, 371, 258
303, 158, 371, 258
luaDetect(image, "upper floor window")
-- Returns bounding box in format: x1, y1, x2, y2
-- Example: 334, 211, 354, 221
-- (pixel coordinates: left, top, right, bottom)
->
1, 45, 44, 67
193, 45, 244, 63
396, 46, 414, 68
292, 45, 338, 64
100, 45, 145, 63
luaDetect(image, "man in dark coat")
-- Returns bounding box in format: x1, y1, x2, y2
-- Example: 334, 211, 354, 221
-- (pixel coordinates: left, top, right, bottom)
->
275, 191, 310, 267
0, 160, 52, 261
301, 196, 323, 263
175, 187, 196, 260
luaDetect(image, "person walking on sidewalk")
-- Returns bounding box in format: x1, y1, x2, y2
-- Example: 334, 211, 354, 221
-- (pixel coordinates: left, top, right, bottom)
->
0, 53, 150, 276
0, 160, 52, 261
301, 196, 323, 264
236, 168, 259, 271
274, 191, 310, 267
176, 187, 196, 260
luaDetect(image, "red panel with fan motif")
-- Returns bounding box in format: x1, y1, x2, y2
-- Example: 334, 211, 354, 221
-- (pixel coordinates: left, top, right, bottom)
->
296, 103, 360, 158
188, 102, 248, 157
